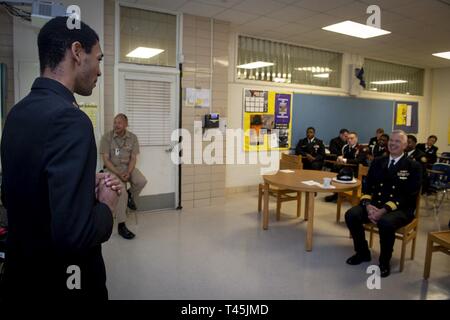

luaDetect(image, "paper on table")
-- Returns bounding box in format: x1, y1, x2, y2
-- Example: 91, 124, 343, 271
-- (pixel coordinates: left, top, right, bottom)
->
280, 169, 295, 173
302, 180, 336, 189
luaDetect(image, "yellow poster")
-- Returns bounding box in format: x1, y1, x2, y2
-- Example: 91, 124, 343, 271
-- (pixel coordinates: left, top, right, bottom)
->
448, 117, 450, 145
80, 103, 98, 129
396, 103, 407, 125
243, 90, 292, 151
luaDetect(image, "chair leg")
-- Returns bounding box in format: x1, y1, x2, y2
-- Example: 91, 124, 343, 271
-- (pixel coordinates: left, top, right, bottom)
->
296, 192, 302, 218
423, 236, 433, 279
399, 237, 407, 272
258, 185, 262, 213
411, 235, 417, 260
336, 193, 342, 223
368, 228, 374, 248
276, 193, 281, 221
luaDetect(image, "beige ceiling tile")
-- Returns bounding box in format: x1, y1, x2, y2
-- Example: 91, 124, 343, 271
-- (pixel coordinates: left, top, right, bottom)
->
233, 0, 286, 15
294, 0, 355, 12
213, 9, 258, 25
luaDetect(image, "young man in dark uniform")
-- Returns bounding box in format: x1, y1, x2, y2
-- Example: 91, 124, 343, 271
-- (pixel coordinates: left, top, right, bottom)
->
406, 134, 429, 194
368, 128, 384, 154
417, 135, 439, 166
329, 128, 349, 157
345, 130, 422, 278
295, 127, 325, 170
0, 17, 121, 300
370, 133, 389, 159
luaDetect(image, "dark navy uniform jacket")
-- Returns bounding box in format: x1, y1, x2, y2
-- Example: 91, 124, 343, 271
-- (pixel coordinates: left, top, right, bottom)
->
295, 137, 325, 161
329, 136, 346, 156
342, 143, 369, 166
360, 155, 422, 216
0, 77, 113, 300
416, 143, 438, 165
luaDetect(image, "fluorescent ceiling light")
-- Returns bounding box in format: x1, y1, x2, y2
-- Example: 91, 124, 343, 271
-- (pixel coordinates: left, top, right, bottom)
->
237, 61, 274, 69
273, 77, 287, 83
296, 66, 332, 73
322, 20, 391, 39
432, 51, 450, 60
313, 73, 329, 78
371, 80, 407, 85
126, 47, 164, 59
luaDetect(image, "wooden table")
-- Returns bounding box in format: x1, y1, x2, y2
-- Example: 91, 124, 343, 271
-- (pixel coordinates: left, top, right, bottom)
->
262, 169, 361, 251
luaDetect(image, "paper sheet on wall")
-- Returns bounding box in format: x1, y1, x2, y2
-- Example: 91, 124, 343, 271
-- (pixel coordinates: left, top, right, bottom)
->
80, 103, 98, 129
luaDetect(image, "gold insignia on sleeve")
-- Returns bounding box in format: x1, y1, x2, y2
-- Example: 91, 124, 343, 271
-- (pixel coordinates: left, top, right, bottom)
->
386, 201, 397, 211
361, 194, 372, 201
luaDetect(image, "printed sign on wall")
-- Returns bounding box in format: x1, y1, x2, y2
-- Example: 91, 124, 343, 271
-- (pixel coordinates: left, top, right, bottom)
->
243, 89, 293, 151
393, 101, 418, 133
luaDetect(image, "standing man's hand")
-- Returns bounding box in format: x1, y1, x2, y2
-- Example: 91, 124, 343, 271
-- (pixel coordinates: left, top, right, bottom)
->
96, 172, 122, 199
98, 180, 119, 212
120, 172, 130, 182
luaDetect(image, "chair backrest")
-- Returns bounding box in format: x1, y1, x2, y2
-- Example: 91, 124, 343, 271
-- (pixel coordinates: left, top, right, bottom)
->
429, 163, 450, 187
357, 164, 369, 180
280, 154, 302, 170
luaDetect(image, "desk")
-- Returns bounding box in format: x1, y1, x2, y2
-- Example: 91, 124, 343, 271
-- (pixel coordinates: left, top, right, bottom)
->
262, 170, 361, 251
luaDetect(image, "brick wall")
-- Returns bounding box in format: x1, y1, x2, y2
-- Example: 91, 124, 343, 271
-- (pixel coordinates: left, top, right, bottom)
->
0, 8, 15, 115
180, 15, 229, 209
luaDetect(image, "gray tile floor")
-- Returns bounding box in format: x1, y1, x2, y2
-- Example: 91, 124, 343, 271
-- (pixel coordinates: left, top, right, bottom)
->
103, 192, 450, 300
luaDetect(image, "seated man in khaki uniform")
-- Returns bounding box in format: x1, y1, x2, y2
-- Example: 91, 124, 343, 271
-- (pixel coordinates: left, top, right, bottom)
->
100, 113, 147, 239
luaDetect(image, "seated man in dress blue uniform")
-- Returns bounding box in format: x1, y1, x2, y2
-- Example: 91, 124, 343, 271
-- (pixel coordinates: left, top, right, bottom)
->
345, 130, 422, 278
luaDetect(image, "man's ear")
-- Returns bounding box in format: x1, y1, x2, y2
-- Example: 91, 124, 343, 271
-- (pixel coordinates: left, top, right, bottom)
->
70, 41, 83, 65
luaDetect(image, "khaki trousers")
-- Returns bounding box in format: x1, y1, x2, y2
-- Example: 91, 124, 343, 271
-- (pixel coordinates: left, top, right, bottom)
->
107, 168, 147, 223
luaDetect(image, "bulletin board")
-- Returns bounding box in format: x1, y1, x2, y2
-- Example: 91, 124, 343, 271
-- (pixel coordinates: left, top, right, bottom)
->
393, 101, 418, 133
291, 94, 394, 146
243, 89, 293, 151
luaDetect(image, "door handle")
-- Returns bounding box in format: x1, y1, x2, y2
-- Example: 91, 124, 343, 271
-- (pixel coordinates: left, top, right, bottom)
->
165, 143, 177, 153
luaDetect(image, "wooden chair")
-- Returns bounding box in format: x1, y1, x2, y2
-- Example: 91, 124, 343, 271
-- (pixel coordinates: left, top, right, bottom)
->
363, 193, 421, 272
257, 154, 303, 220
423, 230, 450, 279
336, 164, 369, 223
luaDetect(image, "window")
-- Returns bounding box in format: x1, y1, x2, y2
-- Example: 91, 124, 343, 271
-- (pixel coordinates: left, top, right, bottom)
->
364, 59, 424, 96
124, 78, 172, 146
120, 6, 177, 67
237, 36, 342, 88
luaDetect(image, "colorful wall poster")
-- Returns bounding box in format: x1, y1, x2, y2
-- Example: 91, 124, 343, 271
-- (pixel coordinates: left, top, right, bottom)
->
243, 89, 293, 151
393, 101, 418, 133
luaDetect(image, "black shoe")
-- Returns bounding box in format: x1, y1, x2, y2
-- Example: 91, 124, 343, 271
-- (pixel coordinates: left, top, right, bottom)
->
379, 264, 390, 278
127, 190, 137, 210
325, 193, 338, 202
346, 252, 371, 265
118, 223, 135, 240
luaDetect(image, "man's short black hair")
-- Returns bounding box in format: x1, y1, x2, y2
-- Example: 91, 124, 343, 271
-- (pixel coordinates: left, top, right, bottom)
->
407, 135, 417, 143
380, 133, 390, 140
339, 128, 349, 134
306, 127, 315, 133
38, 16, 99, 73
428, 135, 438, 141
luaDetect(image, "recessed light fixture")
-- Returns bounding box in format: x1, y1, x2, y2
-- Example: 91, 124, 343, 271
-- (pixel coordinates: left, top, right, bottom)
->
313, 73, 330, 78
273, 77, 287, 83
371, 80, 407, 85
237, 61, 274, 69
296, 66, 333, 73
126, 47, 164, 59
322, 20, 391, 39
432, 51, 450, 60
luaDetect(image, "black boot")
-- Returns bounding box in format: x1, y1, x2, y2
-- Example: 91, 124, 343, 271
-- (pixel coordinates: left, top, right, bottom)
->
346, 251, 371, 265
118, 222, 135, 240
127, 190, 137, 210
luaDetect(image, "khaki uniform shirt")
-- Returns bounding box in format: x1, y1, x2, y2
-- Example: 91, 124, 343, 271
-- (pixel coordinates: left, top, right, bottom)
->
100, 130, 140, 172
